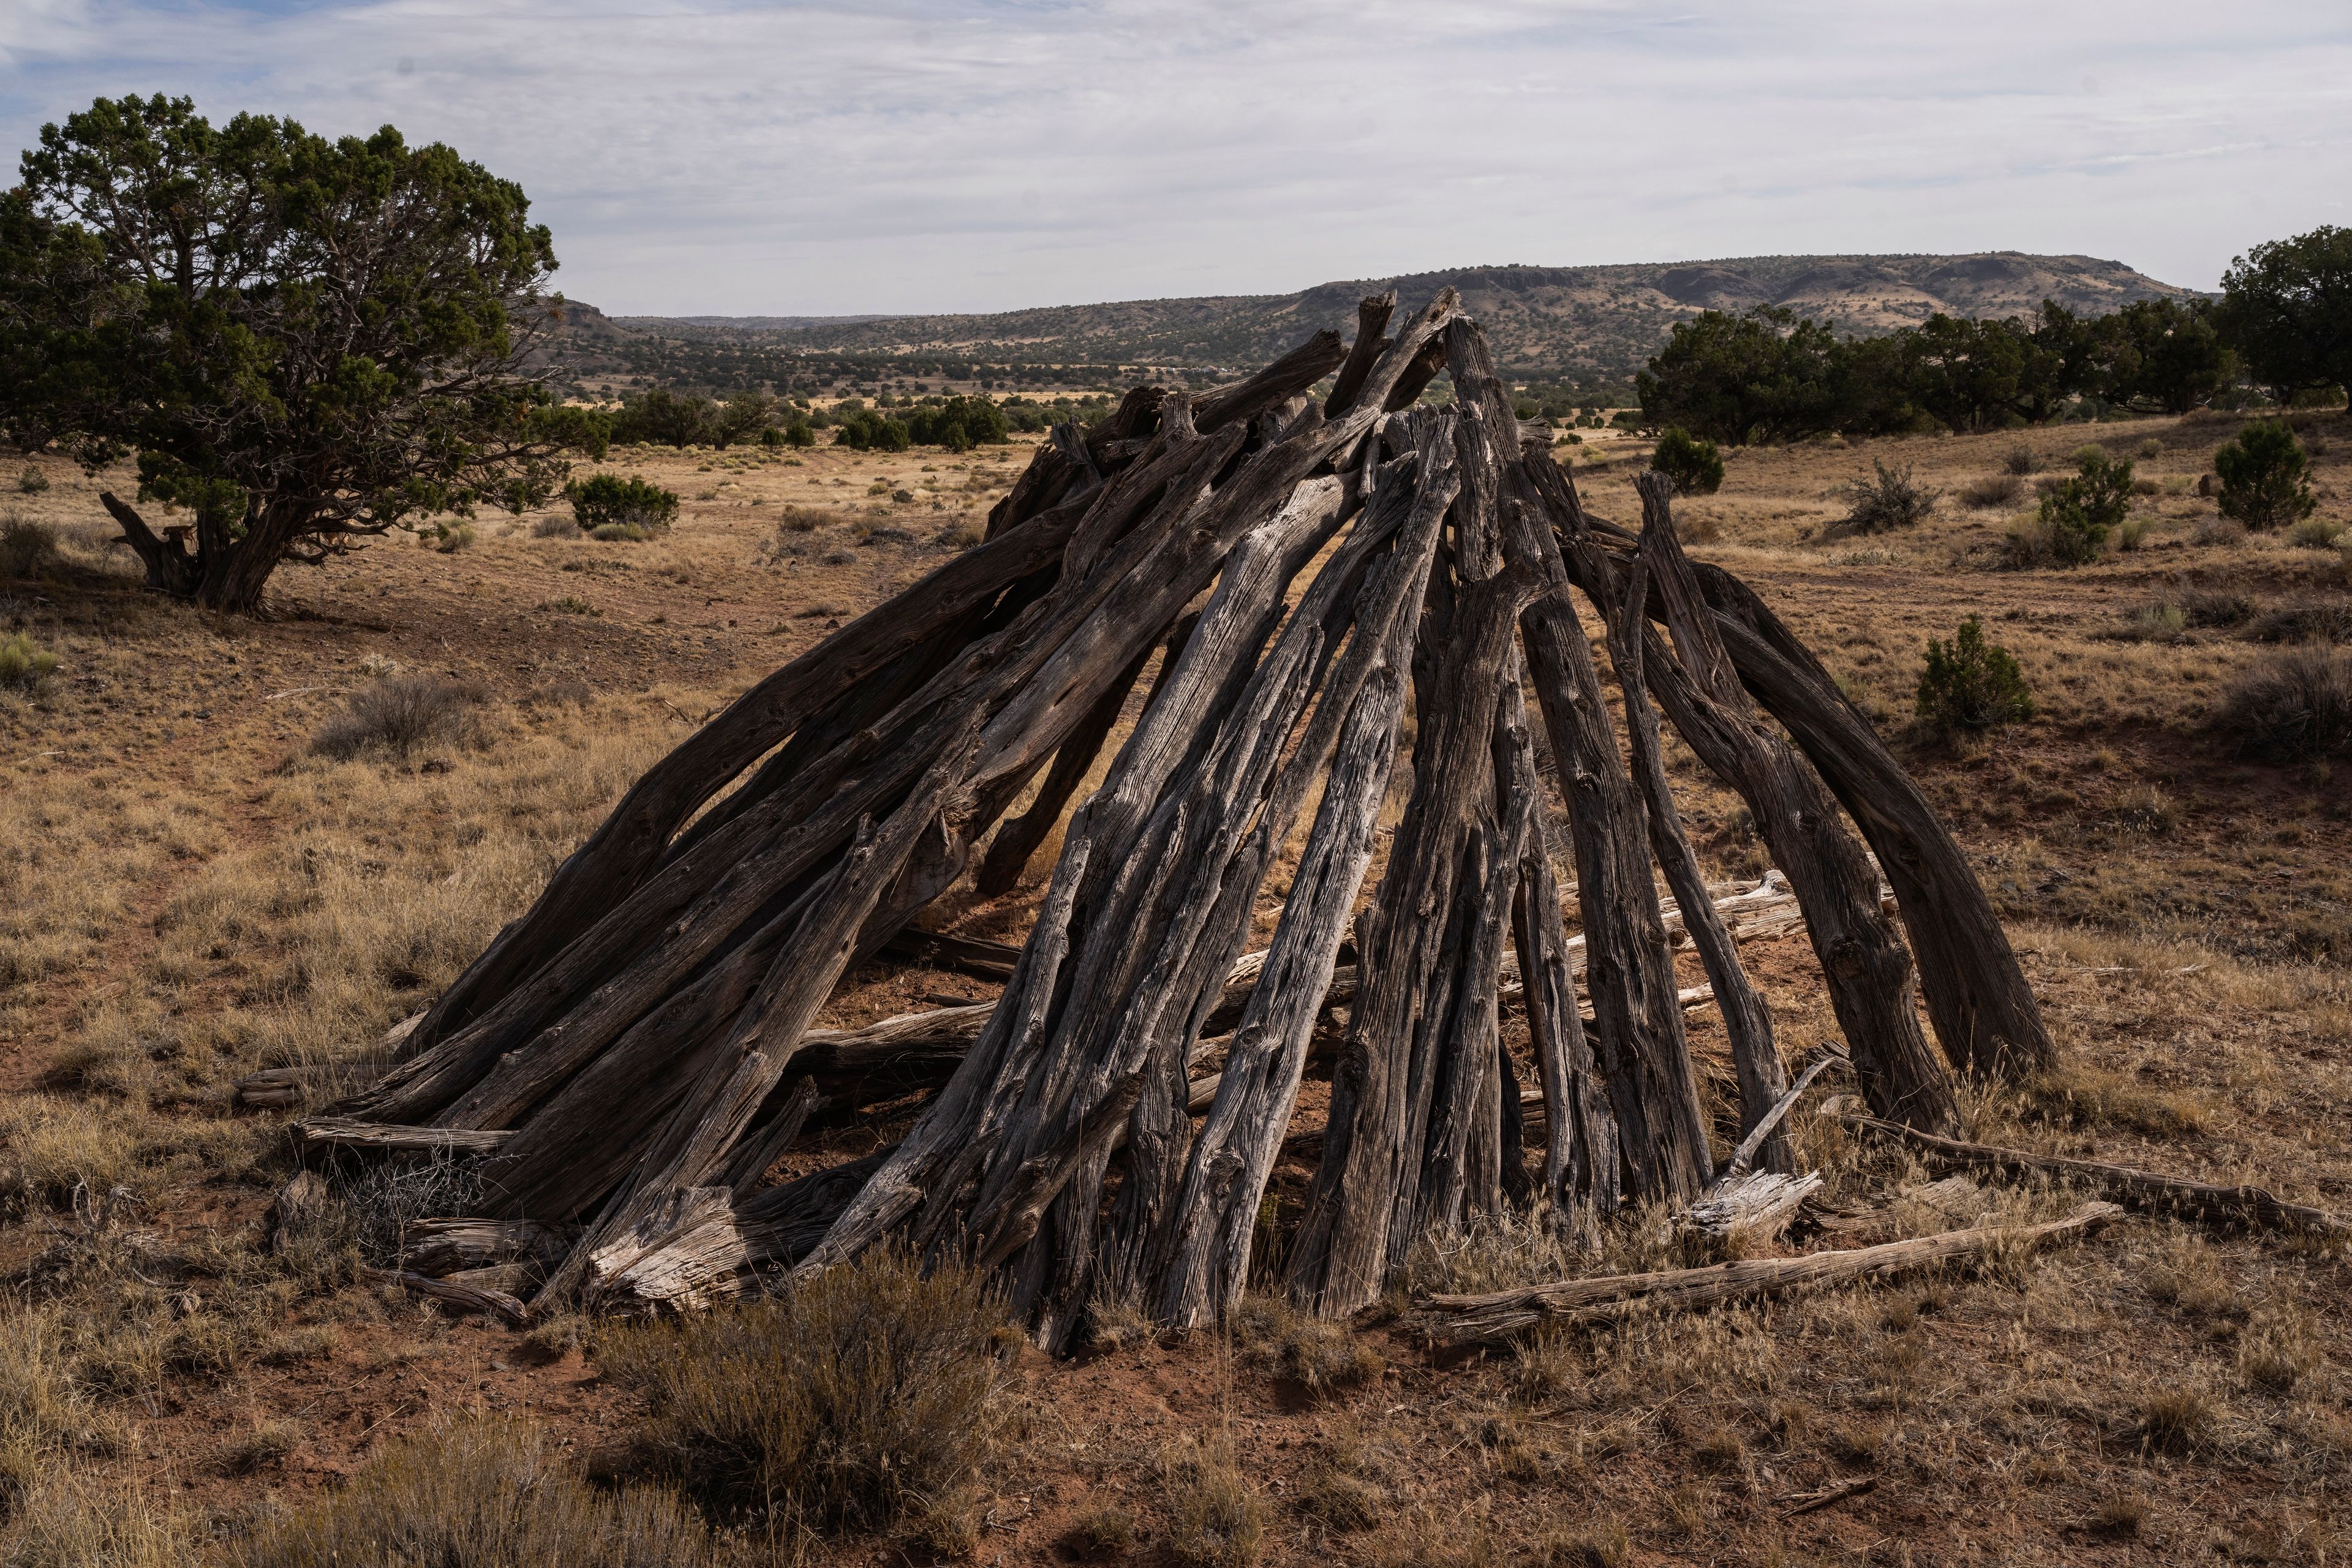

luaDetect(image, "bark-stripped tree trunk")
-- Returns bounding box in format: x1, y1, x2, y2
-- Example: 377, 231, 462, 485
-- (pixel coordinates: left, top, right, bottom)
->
1625, 475, 1957, 1133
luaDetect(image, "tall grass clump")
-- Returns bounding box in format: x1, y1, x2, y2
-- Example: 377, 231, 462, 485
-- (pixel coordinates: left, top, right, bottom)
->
0, 631, 60, 693
230, 1416, 721, 1568
1917, 617, 2034, 737
0, 517, 61, 579
2213, 649, 2352, 762
1960, 472, 2023, 509
603, 1246, 1009, 1534
309, 676, 485, 762
1836, 461, 1939, 535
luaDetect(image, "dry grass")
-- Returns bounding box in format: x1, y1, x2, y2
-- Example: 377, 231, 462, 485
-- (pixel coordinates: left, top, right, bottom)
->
1162, 1433, 1268, 1567
600, 1245, 1010, 1533
228, 1416, 723, 1567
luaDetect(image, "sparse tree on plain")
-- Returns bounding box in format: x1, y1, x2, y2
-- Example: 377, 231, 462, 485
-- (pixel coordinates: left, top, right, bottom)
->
0, 95, 599, 613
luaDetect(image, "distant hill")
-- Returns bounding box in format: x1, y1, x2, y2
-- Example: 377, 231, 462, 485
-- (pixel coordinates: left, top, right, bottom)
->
540, 252, 2195, 395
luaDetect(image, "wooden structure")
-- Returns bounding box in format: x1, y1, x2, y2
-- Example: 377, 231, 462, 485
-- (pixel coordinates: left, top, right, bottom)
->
320, 296, 2054, 1341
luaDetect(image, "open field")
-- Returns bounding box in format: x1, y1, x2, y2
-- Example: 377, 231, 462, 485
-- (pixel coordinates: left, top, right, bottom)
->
2, 404, 2350, 1566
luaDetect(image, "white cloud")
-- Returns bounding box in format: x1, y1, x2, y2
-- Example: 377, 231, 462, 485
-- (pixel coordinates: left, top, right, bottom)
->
3, 0, 2347, 313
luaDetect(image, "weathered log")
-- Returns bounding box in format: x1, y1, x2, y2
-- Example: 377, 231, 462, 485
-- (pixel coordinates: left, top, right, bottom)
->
1191, 330, 1349, 435
1149, 430, 1452, 1328
363, 1265, 530, 1325
1323, 292, 1398, 418
974, 638, 1153, 898
1686, 565, 2056, 1081
1287, 513, 1536, 1309
401, 1219, 571, 1278
1483, 378, 1711, 1207
295, 1118, 511, 1154
804, 303, 1463, 1306
1841, 1116, 2352, 1238
723, 1077, 821, 1198
1608, 550, 1790, 1171
1419, 1200, 2122, 1346
1619, 475, 1957, 1134
1681, 1170, 1823, 1242
401, 502, 1085, 1057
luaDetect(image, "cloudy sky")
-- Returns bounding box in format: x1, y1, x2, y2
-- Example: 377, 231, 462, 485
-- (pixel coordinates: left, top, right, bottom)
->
3, 1, 2348, 317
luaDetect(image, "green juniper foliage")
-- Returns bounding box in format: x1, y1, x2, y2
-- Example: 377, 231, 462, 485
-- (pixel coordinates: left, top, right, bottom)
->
1648, 427, 1725, 496
567, 473, 679, 535
2216, 225, 2352, 407
1917, 617, 2034, 735
0, 95, 600, 612
2034, 449, 2135, 565
2213, 420, 2316, 532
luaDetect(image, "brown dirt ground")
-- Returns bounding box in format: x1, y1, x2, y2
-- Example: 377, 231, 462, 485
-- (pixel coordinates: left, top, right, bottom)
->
2, 403, 2350, 1565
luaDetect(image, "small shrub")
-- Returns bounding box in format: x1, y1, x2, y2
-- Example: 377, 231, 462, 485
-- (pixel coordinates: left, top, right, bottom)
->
6, 1478, 194, 1567
431, 522, 475, 554
544, 595, 600, 615
2289, 515, 2346, 549
603, 1246, 1008, 1533
530, 513, 581, 538
2213, 648, 2352, 761
1065, 1506, 1137, 1559
0, 516, 61, 579
229, 1416, 720, 1568
2182, 589, 2255, 628
1162, 1436, 1267, 1567
2015, 449, 2134, 566
2126, 602, 2186, 642
821, 547, 859, 567
775, 505, 830, 533
2214, 421, 2316, 532
2116, 516, 2149, 551
567, 473, 679, 535
588, 522, 655, 542
309, 676, 484, 762
2136, 437, 2165, 460
937, 519, 984, 549
2137, 1389, 2213, 1455
1960, 472, 2023, 509
2002, 443, 2038, 475
1838, 461, 1939, 534
1917, 616, 2033, 736
781, 421, 816, 448
1649, 428, 1724, 496
2249, 602, 2352, 644
1232, 1297, 1383, 1397
0, 630, 61, 693
15, 466, 48, 495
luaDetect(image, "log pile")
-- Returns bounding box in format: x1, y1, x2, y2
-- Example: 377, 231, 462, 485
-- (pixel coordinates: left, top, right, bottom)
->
317, 296, 2059, 1340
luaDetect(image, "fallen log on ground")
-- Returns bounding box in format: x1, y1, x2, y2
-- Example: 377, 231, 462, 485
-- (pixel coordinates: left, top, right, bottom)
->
1418, 1200, 2122, 1347
1841, 1116, 2352, 1240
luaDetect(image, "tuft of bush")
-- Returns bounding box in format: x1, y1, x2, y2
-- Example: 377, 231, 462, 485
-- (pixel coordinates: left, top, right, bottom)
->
2002, 443, 2038, 476
1837, 461, 1940, 535
15, 466, 48, 495
2214, 420, 2316, 532
1959, 472, 2023, 509
2012, 449, 2133, 566
2213, 648, 2352, 761
531, 513, 581, 538
782, 421, 815, 448
567, 473, 679, 537
0, 630, 60, 693
1162, 1435, 1268, 1568
1, 516, 62, 579
2182, 589, 2255, 628
2288, 515, 2345, 549
1917, 616, 2034, 736
601, 1246, 1008, 1534
1649, 428, 1724, 496
2116, 515, 2149, 552
230, 1416, 721, 1568
2248, 601, 2352, 645
431, 522, 475, 554
310, 676, 484, 762
2125, 602, 2187, 643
